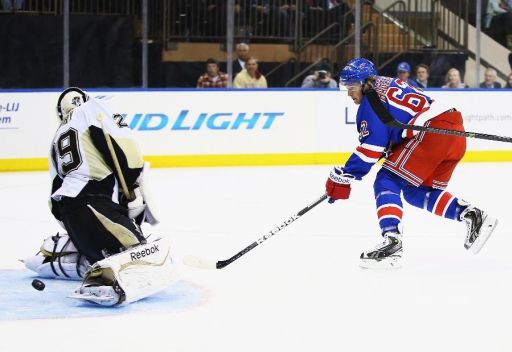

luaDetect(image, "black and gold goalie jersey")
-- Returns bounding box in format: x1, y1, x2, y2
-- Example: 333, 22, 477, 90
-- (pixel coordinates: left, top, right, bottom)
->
49, 97, 144, 206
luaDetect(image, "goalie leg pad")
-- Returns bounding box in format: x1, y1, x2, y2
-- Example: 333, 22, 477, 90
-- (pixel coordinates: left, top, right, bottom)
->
24, 233, 89, 280
70, 236, 176, 306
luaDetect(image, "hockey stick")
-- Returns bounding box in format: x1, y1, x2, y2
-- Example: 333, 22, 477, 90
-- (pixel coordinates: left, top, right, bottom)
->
183, 193, 328, 269
96, 114, 133, 201
366, 89, 512, 143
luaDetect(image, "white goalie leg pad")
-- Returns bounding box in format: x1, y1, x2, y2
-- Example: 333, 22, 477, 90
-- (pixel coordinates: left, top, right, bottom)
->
71, 236, 176, 306
24, 233, 89, 280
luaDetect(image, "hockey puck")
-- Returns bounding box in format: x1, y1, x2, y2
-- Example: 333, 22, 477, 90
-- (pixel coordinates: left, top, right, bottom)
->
31, 279, 45, 291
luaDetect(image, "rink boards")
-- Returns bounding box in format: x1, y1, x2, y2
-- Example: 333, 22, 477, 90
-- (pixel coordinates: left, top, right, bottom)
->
0, 88, 511, 171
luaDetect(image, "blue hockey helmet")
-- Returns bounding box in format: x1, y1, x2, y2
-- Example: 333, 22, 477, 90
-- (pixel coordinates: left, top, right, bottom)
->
397, 61, 411, 73
339, 58, 377, 86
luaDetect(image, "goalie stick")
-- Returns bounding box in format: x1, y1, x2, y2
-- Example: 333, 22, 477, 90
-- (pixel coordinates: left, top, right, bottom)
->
183, 193, 328, 269
96, 114, 134, 201
366, 89, 512, 143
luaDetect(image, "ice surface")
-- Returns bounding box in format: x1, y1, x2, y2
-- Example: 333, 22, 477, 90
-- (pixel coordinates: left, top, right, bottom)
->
1, 164, 511, 352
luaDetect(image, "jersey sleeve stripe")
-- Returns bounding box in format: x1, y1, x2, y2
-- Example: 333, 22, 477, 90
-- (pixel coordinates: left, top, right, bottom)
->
354, 150, 379, 163
360, 143, 386, 152
355, 146, 383, 163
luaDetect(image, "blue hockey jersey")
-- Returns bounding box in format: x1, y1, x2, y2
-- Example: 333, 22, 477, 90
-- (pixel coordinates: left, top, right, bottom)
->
343, 76, 433, 179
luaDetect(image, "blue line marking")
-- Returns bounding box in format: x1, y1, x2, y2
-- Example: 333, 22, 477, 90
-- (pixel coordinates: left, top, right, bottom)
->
0, 270, 207, 320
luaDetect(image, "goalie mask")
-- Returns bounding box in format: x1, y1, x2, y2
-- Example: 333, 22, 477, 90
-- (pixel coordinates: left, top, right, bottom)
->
56, 87, 89, 121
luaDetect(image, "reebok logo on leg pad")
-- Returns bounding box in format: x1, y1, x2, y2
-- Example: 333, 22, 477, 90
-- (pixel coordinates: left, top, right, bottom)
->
72, 238, 175, 305
130, 244, 159, 261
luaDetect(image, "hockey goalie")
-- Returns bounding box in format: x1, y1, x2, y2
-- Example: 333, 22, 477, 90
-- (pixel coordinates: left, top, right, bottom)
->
24, 87, 176, 306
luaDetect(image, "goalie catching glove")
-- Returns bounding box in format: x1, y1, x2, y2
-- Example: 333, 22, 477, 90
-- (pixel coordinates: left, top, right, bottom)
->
325, 166, 355, 203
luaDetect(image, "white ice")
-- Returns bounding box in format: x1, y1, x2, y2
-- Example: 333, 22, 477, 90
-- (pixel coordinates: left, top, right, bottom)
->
1, 163, 511, 352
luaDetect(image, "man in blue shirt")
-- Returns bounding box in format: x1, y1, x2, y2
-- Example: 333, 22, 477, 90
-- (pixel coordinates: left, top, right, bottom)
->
397, 61, 420, 88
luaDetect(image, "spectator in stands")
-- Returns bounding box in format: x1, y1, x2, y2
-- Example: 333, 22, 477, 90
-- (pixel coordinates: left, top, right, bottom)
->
326, 0, 353, 39
397, 62, 419, 87
1, 0, 23, 11
197, 58, 229, 88
233, 42, 250, 76
484, 0, 507, 29
441, 68, 468, 89
249, 0, 271, 37
233, 57, 268, 88
479, 67, 502, 88
504, 72, 512, 88
205, 0, 245, 37
275, 0, 299, 37
414, 63, 430, 88
304, 0, 326, 37
301, 64, 337, 88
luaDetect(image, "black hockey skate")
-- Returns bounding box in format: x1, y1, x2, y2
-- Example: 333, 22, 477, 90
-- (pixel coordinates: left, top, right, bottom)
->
460, 205, 498, 254
360, 232, 402, 269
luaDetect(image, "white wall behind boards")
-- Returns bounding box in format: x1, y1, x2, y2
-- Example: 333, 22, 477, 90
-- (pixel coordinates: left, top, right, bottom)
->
0, 89, 511, 167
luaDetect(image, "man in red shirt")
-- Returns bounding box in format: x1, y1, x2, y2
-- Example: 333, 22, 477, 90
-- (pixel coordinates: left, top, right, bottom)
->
196, 58, 229, 88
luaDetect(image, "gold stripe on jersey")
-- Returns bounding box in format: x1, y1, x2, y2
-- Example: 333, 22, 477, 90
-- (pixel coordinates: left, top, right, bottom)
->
111, 137, 144, 169
80, 130, 112, 180
87, 204, 140, 247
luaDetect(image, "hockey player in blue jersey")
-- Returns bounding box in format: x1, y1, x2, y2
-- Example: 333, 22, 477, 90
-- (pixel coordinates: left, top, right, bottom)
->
325, 58, 498, 269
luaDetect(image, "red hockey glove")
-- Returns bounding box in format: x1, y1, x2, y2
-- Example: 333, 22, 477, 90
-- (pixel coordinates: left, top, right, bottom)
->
325, 166, 355, 203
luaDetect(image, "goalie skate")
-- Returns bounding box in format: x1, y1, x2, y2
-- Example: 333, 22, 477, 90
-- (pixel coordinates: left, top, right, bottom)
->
68, 285, 121, 306
360, 232, 402, 269
461, 205, 498, 254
